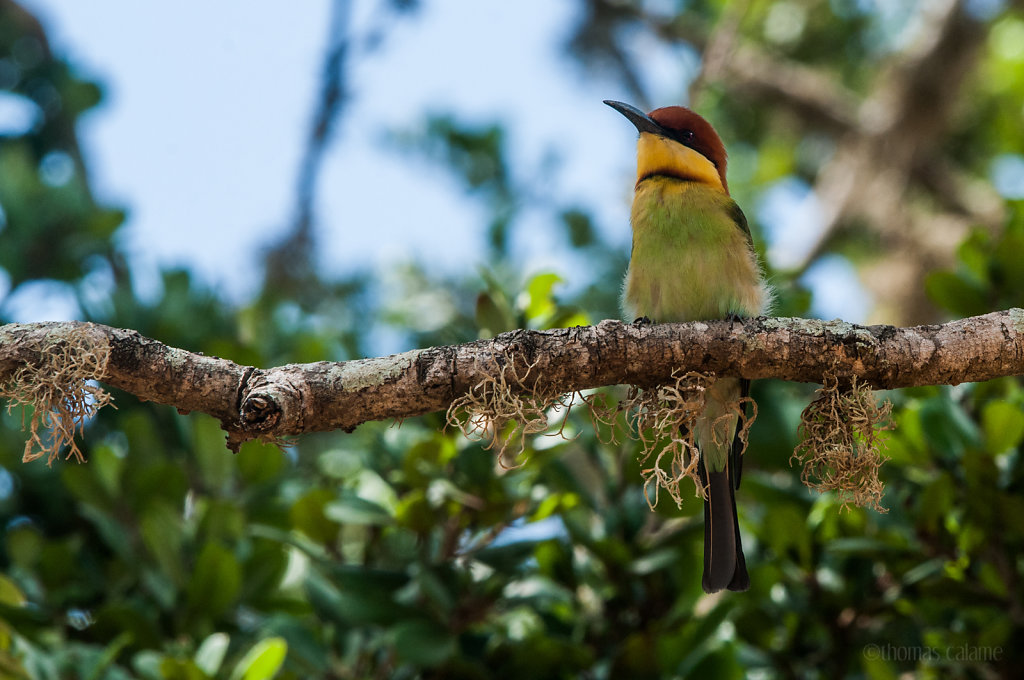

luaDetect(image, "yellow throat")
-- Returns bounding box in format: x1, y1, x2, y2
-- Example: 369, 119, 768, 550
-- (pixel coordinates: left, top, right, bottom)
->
635, 132, 725, 193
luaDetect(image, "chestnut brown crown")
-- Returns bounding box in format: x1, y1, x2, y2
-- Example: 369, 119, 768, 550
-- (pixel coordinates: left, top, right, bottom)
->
648, 106, 729, 192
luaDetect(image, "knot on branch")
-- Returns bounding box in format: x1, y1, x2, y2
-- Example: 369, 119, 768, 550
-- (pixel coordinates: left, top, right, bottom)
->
241, 393, 280, 430
232, 369, 306, 452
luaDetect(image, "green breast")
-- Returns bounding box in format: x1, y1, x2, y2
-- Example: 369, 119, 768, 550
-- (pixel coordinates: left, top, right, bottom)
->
623, 177, 766, 323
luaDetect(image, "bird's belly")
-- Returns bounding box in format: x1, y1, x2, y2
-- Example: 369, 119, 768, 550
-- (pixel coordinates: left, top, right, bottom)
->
624, 235, 764, 322
622, 181, 766, 323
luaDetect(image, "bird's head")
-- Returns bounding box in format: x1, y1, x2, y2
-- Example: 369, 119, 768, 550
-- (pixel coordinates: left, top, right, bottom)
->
604, 100, 729, 194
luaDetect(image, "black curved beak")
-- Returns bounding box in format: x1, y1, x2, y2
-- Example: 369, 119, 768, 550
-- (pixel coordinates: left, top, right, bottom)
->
604, 100, 665, 136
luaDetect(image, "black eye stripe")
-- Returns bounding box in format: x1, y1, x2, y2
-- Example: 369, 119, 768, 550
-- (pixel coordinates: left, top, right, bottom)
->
665, 129, 718, 167
666, 129, 694, 145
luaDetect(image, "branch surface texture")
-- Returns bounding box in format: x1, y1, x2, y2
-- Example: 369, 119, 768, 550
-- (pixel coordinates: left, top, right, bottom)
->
2, 310, 1022, 448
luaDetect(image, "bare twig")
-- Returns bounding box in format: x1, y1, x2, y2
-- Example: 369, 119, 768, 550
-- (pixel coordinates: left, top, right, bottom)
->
263, 0, 351, 291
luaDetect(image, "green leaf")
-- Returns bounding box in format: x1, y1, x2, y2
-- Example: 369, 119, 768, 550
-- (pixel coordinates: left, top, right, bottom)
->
236, 441, 287, 484
194, 633, 230, 676
61, 463, 115, 513
240, 541, 289, 601
229, 637, 287, 680
289, 489, 340, 544
193, 417, 235, 491
917, 475, 955, 533
919, 394, 980, 457
762, 504, 812, 567
981, 400, 1024, 454
979, 561, 1009, 597
90, 444, 126, 499
4, 524, 42, 569
0, 575, 26, 607
924, 271, 987, 316
548, 309, 589, 329
953, 229, 990, 283
861, 653, 899, 680
131, 650, 165, 680
394, 490, 435, 533
391, 620, 456, 667
323, 495, 392, 526
901, 558, 944, 586
157, 658, 209, 680
755, 139, 797, 182
305, 567, 412, 626
303, 571, 348, 627
140, 503, 185, 586
186, 543, 242, 622
198, 500, 246, 545
522, 272, 563, 323
475, 291, 512, 338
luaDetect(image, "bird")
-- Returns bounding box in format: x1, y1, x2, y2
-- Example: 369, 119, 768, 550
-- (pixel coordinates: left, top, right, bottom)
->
604, 99, 770, 593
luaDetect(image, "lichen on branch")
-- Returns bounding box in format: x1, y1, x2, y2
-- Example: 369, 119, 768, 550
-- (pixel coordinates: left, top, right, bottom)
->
445, 352, 580, 466
624, 372, 755, 509
626, 372, 707, 508
1, 328, 114, 464
445, 359, 756, 510
791, 374, 891, 511
3, 310, 1021, 468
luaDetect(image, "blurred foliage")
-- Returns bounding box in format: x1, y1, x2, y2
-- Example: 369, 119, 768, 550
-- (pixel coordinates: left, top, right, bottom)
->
925, 201, 1024, 317
2, 1, 1024, 679
0, 0, 124, 291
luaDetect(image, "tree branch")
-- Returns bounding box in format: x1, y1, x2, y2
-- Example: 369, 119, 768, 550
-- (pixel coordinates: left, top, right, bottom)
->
2, 310, 1022, 452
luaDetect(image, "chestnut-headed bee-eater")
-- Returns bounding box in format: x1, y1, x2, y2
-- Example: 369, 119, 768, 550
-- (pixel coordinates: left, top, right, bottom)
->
605, 100, 770, 593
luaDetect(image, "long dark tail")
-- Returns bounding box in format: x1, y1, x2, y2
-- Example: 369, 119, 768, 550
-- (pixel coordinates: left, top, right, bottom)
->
696, 377, 751, 593
701, 468, 749, 592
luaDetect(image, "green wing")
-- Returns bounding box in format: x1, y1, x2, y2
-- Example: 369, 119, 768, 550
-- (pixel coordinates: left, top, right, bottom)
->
728, 200, 753, 247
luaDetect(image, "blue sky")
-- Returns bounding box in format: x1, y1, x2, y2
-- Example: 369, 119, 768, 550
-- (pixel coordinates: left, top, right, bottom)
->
7, 0, 874, 324
17, 2, 635, 296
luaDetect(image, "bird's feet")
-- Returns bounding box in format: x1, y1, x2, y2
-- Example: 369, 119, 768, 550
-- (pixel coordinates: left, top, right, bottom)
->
632, 316, 654, 326
725, 312, 745, 330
